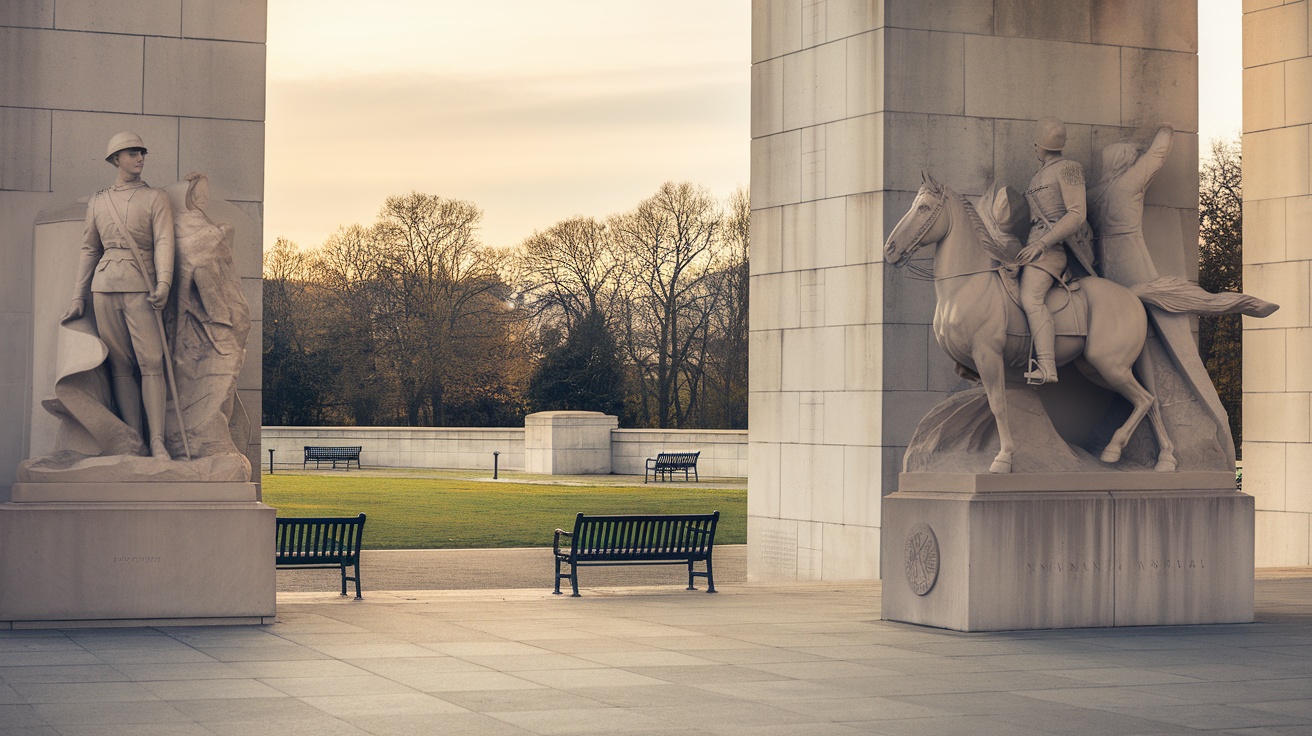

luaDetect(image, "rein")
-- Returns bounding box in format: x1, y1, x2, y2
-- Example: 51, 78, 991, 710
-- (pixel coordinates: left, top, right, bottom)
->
898, 188, 1014, 282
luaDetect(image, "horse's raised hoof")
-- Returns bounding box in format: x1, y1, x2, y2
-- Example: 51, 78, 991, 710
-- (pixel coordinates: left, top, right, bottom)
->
989, 454, 1013, 474
1100, 448, 1122, 464
1154, 453, 1177, 472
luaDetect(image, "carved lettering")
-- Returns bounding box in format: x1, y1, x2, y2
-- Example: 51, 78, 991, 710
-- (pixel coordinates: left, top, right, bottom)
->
1027, 560, 1110, 575
1131, 559, 1207, 572
114, 556, 161, 564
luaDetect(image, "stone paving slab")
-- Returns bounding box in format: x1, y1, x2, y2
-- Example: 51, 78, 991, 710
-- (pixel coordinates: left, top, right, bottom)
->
0, 575, 1308, 735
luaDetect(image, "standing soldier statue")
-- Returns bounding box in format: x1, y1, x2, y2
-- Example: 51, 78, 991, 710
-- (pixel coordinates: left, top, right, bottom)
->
1017, 116, 1097, 385
60, 132, 177, 459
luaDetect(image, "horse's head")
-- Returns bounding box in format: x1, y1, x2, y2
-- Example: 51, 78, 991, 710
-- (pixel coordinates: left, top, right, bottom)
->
884, 172, 950, 267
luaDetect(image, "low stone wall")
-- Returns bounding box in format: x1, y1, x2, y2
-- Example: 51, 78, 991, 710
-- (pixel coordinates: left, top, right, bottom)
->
262, 426, 749, 478
611, 429, 748, 478
263, 427, 525, 472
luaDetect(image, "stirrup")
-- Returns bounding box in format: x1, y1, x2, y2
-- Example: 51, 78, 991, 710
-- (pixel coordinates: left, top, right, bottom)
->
1024, 357, 1058, 385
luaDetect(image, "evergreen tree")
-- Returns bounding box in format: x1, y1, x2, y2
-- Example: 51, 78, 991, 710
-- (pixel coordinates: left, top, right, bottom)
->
528, 310, 626, 417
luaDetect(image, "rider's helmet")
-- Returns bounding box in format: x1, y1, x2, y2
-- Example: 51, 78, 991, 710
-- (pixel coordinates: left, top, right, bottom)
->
105, 132, 147, 164
1034, 117, 1067, 152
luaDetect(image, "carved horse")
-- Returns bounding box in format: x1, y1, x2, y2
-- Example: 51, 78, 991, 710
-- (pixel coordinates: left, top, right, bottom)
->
883, 174, 1176, 474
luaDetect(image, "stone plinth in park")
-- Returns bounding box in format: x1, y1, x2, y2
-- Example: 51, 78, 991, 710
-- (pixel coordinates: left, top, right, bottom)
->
524, 411, 618, 475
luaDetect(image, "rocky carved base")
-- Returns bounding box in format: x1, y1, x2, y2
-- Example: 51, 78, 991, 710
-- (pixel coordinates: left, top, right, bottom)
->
16, 450, 251, 483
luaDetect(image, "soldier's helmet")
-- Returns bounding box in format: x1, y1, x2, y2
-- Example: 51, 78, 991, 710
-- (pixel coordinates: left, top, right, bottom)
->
105, 132, 148, 164
1034, 117, 1067, 152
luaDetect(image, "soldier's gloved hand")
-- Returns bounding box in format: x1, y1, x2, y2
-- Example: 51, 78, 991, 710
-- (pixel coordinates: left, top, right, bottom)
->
147, 281, 170, 310
1017, 239, 1047, 265
60, 298, 85, 324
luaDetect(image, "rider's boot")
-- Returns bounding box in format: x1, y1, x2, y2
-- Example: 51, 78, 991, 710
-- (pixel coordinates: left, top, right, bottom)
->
1024, 319, 1059, 385
141, 374, 171, 460
112, 375, 144, 439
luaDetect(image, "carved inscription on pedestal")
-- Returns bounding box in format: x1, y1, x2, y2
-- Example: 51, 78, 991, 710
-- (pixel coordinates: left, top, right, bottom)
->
904, 523, 940, 596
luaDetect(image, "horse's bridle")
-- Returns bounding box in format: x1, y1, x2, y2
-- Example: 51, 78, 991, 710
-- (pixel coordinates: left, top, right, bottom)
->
892, 185, 946, 279
895, 185, 1015, 284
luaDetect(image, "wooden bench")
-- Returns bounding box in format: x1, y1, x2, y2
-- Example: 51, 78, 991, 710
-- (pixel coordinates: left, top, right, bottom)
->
553, 511, 719, 596
644, 451, 700, 483
303, 445, 362, 470
276, 514, 366, 599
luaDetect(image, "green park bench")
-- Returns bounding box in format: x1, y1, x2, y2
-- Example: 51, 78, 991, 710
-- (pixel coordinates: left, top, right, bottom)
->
553, 511, 719, 597
276, 514, 366, 599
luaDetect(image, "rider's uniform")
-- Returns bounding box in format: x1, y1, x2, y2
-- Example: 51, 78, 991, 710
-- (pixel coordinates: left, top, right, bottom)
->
1023, 157, 1094, 278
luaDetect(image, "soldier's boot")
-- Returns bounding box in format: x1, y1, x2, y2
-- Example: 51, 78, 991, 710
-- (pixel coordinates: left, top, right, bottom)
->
141, 374, 170, 459
1024, 318, 1059, 385
112, 375, 145, 439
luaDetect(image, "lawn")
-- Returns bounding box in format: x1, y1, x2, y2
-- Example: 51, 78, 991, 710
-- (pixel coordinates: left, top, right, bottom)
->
262, 473, 747, 549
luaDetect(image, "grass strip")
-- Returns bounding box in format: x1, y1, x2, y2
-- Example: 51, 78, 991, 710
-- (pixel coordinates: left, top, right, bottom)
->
263, 474, 746, 549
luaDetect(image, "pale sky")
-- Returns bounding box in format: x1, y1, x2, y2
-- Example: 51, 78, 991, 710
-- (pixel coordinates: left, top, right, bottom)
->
265, 1, 1243, 253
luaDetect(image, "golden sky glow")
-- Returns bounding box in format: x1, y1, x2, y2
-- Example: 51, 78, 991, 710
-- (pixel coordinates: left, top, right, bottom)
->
265, 0, 1241, 253
265, 0, 750, 251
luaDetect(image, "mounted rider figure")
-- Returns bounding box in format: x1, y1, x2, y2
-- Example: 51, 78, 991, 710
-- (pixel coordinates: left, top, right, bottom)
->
1017, 116, 1097, 385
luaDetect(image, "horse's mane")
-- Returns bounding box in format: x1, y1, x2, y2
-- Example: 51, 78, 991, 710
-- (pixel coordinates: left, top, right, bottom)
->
946, 187, 1013, 265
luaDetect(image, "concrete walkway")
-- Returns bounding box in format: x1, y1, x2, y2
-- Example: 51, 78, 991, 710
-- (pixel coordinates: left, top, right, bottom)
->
1, 570, 1310, 735
277, 546, 748, 593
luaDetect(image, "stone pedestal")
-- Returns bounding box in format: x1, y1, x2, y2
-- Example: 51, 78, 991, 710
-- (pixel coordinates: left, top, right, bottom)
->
881, 474, 1254, 631
0, 482, 275, 627
524, 411, 617, 475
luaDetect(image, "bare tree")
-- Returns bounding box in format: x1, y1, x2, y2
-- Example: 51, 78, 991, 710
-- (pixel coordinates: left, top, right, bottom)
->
700, 187, 750, 429
612, 182, 724, 428
1198, 138, 1243, 451
519, 216, 622, 330
369, 192, 496, 425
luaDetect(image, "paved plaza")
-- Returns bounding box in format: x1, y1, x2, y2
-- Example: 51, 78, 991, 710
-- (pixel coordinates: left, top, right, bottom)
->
0, 566, 1309, 735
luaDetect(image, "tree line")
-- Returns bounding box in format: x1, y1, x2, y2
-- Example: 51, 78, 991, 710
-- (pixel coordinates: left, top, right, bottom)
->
266, 143, 1243, 438
263, 182, 749, 429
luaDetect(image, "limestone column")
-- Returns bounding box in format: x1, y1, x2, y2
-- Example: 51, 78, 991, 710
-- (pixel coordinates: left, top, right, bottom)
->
748, 0, 1199, 581
1242, 0, 1312, 566
0, 1, 267, 495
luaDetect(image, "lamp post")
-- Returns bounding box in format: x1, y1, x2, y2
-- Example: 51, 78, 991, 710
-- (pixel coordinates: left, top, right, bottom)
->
268, 448, 275, 475
493, 451, 500, 480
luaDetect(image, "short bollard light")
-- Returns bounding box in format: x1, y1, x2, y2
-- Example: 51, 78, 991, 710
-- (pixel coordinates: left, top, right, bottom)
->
268, 448, 275, 475
493, 451, 500, 480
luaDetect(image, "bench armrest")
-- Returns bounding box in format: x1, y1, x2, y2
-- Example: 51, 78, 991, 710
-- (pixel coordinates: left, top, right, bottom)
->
553, 529, 572, 555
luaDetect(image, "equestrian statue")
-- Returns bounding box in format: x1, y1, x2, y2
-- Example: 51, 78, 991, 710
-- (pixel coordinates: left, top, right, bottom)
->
884, 118, 1277, 475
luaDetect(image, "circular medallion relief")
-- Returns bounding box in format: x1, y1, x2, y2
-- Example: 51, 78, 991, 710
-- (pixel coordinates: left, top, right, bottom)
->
904, 523, 940, 596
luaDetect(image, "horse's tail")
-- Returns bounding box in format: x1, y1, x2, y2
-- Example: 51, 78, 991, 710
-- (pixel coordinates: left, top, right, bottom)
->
1129, 276, 1279, 317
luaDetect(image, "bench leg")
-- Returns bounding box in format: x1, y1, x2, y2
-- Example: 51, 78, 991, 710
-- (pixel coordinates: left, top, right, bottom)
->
687, 559, 715, 593
338, 562, 363, 599
553, 557, 563, 595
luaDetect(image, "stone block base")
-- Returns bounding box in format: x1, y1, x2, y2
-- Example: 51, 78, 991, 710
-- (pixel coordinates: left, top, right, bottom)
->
0, 497, 276, 626
524, 411, 618, 474
881, 480, 1254, 631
